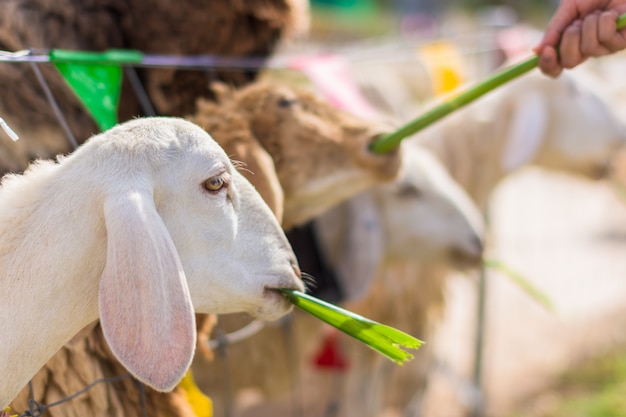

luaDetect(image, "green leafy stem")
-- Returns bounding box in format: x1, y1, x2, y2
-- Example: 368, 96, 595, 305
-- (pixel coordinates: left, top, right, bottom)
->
280, 289, 423, 364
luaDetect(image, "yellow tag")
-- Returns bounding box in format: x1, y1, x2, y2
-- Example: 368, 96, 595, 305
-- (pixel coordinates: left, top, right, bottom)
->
178, 370, 213, 417
418, 41, 465, 97
3, 406, 18, 417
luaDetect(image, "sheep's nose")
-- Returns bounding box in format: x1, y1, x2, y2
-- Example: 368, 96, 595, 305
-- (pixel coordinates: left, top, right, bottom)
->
592, 162, 612, 180
357, 132, 402, 181
292, 262, 302, 280
465, 235, 485, 264
284, 261, 305, 292
450, 235, 484, 269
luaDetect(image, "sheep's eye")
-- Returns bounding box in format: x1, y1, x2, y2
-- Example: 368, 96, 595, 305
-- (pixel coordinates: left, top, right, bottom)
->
396, 184, 422, 199
203, 174, 229, 192
277, 97, 297, 108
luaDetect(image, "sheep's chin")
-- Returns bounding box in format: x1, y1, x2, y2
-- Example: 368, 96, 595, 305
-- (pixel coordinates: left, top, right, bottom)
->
447, 247, 483, 271
249, 289, 295, 321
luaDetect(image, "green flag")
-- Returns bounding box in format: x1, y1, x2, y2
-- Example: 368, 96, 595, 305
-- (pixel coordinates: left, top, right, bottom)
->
54, 62, 122, 132
51, 49, 144, 132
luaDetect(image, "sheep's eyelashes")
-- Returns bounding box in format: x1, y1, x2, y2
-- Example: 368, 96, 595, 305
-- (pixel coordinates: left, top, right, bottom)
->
202, 174, 230, 192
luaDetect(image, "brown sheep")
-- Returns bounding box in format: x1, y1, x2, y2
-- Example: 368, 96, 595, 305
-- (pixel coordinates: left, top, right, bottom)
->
0, 0, 308, 162
8, 80, 401, 417
187, 82, 400, 230
209, 66, 626, 417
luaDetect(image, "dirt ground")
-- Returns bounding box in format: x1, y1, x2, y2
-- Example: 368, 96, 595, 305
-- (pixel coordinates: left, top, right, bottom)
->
421, 167, 626, 417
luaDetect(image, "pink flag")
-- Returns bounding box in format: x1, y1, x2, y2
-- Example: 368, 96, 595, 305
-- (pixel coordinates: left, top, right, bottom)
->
290, 54, 381, 119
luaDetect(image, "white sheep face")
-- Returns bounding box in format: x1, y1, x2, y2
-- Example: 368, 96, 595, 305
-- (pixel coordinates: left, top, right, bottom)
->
374, 145, 484, 267
154, 163, 303, 319
313, 145, 484, 302
90, 117, 304, 321
83, 118, 304, 392
503, 71, 626, 178
0, 117, 304, 403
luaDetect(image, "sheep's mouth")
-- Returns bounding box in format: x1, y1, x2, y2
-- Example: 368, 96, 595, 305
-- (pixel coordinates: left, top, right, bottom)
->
264, 287, 283, 295
448, 247, 483, 270
263, 287, 295, 304
591, 163, 611, 180
364, 133, 402, 179
256, 287, 295, 320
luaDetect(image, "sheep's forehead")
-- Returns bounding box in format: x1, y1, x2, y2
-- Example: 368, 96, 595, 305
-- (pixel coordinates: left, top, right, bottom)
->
175, 135, 233, 173
108, 118, 232, 171
145, 117, 231, 165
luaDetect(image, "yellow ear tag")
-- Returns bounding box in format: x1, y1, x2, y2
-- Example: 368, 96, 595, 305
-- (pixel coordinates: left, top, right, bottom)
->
1, 407, 18, 417
178, 370, 213, 417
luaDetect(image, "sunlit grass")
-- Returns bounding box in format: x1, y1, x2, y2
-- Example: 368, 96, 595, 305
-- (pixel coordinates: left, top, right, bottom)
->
509, 349, 626, 417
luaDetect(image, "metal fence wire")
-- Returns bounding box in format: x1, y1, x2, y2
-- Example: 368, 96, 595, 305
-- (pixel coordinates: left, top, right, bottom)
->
15, 375, 142, 417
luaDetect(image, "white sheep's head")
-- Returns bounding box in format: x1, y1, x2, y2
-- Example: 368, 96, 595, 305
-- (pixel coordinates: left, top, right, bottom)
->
75, 117, 303, 392
499, 70, 626, 178
374, 144, 484, 267
314, 144, 484, 301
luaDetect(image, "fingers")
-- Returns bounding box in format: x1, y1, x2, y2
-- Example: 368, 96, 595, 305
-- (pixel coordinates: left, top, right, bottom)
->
537, 21, 584, 77
560, 19, 588, 68
538, 10, 626, 77
598, 10, 626, 52
580, 12, 613, 56
561, 11, 625, 67
538, 46, 563, 78
535, 1, 580, 51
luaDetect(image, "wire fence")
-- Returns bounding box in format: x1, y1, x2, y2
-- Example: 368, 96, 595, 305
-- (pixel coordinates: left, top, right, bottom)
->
14, 375, 139, 417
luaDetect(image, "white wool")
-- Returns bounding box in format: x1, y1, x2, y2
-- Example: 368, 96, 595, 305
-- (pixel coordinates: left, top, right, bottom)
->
0, 117, 302, 408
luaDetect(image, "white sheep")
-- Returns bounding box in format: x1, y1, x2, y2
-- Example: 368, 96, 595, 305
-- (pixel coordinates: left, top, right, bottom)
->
313, 143, 484, 302
349, 66, 626, 417
0, 117, 303, 409
7, 80, 404, 417
418, 69, 626, 209
197, 143, 485, 417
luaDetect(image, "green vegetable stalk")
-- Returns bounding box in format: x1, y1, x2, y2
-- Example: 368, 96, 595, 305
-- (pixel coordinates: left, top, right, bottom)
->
280, 289, 423, 364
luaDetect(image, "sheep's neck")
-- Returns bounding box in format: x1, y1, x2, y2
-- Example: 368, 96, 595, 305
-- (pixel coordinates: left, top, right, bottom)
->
0, 164, 105, 409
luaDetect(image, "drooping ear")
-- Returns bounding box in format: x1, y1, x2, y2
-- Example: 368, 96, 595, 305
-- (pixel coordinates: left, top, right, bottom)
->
228, 138, 285, 224
99, 186, 196, 392
327, 193, 384, 302
500, 91, 548, 172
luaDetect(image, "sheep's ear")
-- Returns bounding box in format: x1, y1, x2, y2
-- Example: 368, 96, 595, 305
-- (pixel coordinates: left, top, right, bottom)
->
500, 92, 548, 172
209, 81, 233, 104
99, 189, 196, 392
230, 139, 285, 224
333, 193, 383, 302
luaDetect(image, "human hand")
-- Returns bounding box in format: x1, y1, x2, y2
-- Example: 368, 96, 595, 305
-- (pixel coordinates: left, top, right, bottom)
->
534, 1, 626, 77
